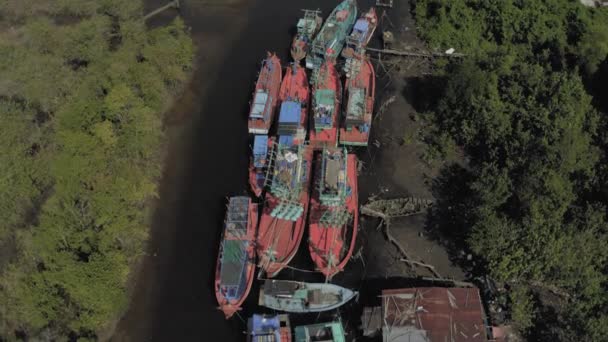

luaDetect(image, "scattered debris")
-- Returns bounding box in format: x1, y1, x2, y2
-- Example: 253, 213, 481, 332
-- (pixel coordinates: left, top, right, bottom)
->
382, 31, 395, 49
376, 0, 394, 8
373, 95, 396, 121
360, 306, 382, 337
361, 197, 433, 221
367, 46, 466, 59
362, 197, 440, 277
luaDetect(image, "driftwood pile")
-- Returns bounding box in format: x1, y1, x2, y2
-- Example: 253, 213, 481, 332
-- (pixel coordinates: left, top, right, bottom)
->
361, 197, 442, 277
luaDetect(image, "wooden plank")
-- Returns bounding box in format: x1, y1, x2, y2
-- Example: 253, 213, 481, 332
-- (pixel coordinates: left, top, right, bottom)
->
367, 47, 465, 59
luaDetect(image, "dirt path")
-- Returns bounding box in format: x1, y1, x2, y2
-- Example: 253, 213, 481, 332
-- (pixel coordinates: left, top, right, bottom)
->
357, 1, 466, 282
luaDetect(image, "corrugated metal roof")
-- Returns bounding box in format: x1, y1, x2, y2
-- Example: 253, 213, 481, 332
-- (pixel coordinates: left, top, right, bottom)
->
381, 287, 487, 342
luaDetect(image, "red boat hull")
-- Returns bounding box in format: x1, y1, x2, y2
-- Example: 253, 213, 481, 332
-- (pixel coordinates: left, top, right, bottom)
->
248, 163, 264, 198
339, 59, 375, 146
310, 62, 341, 147
291, 37, 308, 62
215, 202, 258, 318
248, 137, 274, 198
256, 147, 313, 277
279, 64, 310, 145
308, 154, 358, 279
248, 53, 282, 134
342, 8, 378, 59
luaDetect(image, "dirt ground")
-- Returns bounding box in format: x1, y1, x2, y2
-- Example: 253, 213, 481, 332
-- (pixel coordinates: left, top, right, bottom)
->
358, 3, 466, 282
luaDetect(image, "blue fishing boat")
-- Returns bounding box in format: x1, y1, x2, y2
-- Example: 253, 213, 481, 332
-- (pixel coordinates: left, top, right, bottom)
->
247, 314, 292, 342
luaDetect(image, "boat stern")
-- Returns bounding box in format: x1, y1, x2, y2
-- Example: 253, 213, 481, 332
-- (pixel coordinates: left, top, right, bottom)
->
219, 303, 240, 319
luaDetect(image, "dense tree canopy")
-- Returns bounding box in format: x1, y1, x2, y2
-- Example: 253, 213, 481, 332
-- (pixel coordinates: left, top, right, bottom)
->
0, 0, 193, 339
415, 0, 608, 340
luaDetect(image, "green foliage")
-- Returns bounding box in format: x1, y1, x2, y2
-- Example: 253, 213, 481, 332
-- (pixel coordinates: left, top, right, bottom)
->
415, 0, 608, 75
0, 101, 51, 241
416, 0, 608, 340
0, 1, 193, 339
508, 286, 535, 331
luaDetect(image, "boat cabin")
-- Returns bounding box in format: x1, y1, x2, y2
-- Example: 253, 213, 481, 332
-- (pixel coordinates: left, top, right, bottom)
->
318, 149, 347, 206
278, 101, 303, 140
314, 90, 336, 130
250, 89, 272, 122
345, 88, 367, 126
248, 314, 292, 342
219, 197, 250, 300
253, 135, 269, 168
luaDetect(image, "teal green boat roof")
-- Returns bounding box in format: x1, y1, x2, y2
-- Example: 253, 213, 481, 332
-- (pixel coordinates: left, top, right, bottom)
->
315, 89, 335, 106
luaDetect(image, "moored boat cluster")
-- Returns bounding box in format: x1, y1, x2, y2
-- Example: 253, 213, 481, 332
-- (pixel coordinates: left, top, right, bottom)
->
215, 1, 378, 340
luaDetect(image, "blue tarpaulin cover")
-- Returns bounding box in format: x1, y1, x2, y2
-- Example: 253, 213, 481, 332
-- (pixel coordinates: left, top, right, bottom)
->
354, 20, 369, 33
250, 314, 281, 341
279, 135, 294, 146
279, 101, 301, 124
253, 135, 268, 168
253, 135, 268, 155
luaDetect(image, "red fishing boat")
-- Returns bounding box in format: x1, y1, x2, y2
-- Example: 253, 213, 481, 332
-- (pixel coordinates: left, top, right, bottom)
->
215, 196, 258, 318
277, 63, 310, 145
339, 58, 375, 146
249, 135, 273, 197
256, 142, 313, 277
310, 61, 341, 147
342, 7, 378, 59
248, 53, 282, 134
308, 148, 358, 280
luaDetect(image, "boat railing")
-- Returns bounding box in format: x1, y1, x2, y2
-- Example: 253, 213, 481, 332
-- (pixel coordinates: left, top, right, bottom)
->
318, 148, 348, 203
263, 141, 278, 189
319, 208, 351, 227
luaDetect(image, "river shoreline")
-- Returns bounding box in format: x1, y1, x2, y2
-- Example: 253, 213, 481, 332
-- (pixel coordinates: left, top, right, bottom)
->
112, 1, 466, 341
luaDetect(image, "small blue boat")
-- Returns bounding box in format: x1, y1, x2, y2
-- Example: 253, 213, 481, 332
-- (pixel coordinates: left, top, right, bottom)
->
247, 314, 292, 342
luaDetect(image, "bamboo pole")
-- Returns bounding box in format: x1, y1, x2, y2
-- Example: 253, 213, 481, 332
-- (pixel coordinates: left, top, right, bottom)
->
367, 47, 465, 59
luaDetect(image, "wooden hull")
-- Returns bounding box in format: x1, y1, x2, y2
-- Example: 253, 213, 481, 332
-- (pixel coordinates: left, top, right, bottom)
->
342, 8, 378, 59
248, 53, 282, 134
215, 200, 258, 319
248, 162, 264, 198
308, 154, 358, 279
339, 59, 375, 146
259, 279, 357, 313
291, 37, 308, 62
256, 147, 313, 277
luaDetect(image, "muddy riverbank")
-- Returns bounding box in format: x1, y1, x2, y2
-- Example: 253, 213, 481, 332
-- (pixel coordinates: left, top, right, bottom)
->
112, 1, 466, 341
